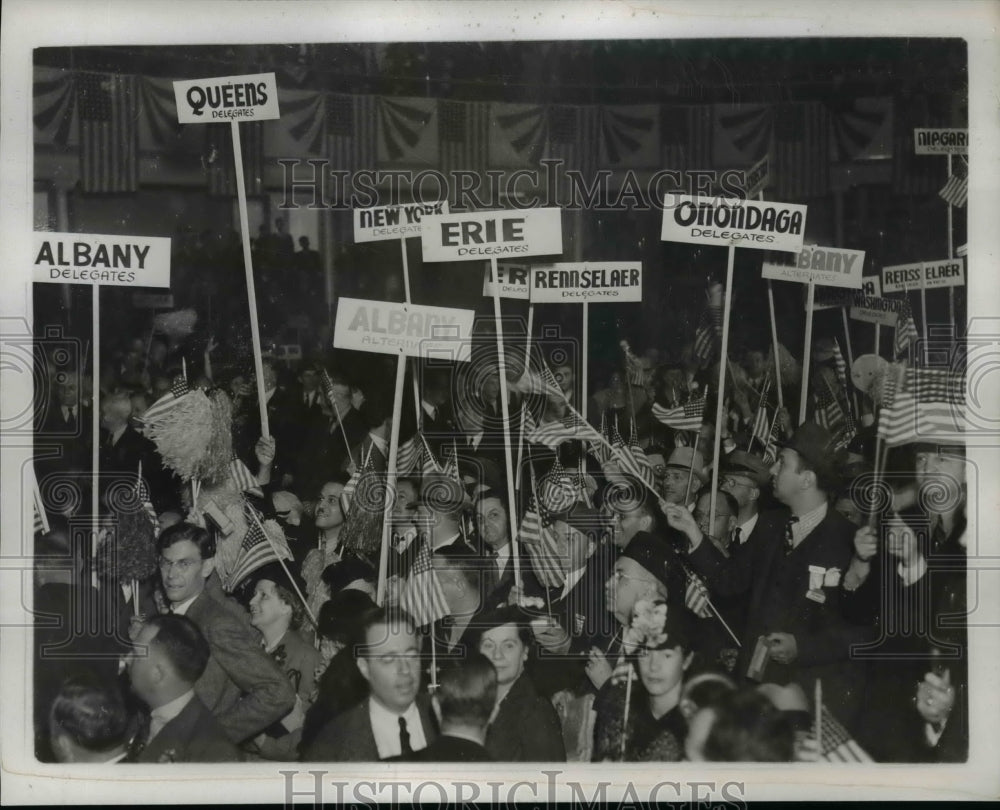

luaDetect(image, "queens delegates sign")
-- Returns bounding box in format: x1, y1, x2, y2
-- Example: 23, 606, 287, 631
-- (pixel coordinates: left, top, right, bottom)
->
421, 208, 563, 262
661, 194, 807, 253
173, 72, 280, 123
334, 298, 475, 363
33, 232, 171, 288
530, 262, 642, 303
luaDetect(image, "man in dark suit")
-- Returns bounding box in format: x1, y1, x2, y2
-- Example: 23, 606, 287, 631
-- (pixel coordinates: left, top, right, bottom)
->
284, 364, 334, 495
674, 423, 870, 730
475, 488, 540, 609
412, 653, 496, 762
302, 608, 438, 761
155, 522, 296, 745
36, 370, 93, 481
48, 676, 131, 764
127, 614, 241, 763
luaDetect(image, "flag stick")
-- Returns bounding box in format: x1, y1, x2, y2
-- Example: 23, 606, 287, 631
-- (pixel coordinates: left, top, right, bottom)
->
919, 271, 929, 366
709, 247, 737, 539
874, 323, 881, 358
799, 281, 816, 425
329, 394, 356, 470
376, 354, 407, 607
814, 678, 823, 752
582, 301, 589, 421
685, 427, 699, 506
946, 154, 956, 330
91, 287, 100, 566
400, 237, 423, 427
430, 626, 438, 692
515, 303, 535, 492
31, 469, 50, 535
490, 257, 522, 591
841, 308, 860, 420
230, 120, 269, 438
620, 664, 633, 760
245, 504, 317, 629
766, 280, 784, 409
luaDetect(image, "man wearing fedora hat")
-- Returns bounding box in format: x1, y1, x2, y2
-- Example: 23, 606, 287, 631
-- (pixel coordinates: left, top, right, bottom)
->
660, 446, 708, 508
672, 423, 870, 731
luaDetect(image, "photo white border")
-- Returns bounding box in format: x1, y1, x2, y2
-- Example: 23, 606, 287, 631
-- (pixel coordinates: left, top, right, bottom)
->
2, 1, 999, 804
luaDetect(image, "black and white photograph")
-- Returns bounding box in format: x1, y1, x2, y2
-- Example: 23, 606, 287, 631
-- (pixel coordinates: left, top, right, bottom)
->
2, 1, 998, 805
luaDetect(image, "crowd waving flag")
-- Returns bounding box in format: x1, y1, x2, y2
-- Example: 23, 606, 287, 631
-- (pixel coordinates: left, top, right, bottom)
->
819, 702, 873, 762
877, 365, 965, 447
399, 539, 450, 628
938, 156, 969, 208
893, 300, 921, 360
227, 502, 291, 590
652, 393, 707, 431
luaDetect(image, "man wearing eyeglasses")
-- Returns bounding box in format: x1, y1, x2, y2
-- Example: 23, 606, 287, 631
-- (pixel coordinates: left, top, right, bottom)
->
154, 522, 295, 747
302, 607, 438, 761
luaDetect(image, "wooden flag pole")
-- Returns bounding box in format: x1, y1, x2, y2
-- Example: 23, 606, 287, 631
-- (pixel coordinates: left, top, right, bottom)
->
400, 237, 423, 427
799, 281, 816, 425
376, 354, 407, 607
919, 270, 929, 366
231, 120, 269, 438
91, 287, 100, 565
841, 308, 860, 420
766, 280, 784, 409
874, 323, 881, 358
709, 247, 737, 535
946, 154, 956, 330
490, 257, 522, 591
581, 301, 589, 421
514, 302, 535, 493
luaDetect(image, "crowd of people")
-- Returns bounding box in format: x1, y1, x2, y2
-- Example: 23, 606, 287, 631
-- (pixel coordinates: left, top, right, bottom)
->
32, 286, 967, 766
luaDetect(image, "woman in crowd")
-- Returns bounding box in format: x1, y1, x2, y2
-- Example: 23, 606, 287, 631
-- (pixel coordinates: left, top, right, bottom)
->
473, 606, 566, 762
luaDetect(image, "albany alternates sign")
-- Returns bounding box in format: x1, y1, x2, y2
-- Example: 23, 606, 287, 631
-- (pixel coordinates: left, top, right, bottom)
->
334, 298, 474, 362
530, 262, 642, 303
354, 201, 449, 243
421, 208, 563, 262
913, 128, 968, 156
662, 194, 807, 252
173, 72, 280, 123
33, 233, 171, 288
761, 245, 865, 289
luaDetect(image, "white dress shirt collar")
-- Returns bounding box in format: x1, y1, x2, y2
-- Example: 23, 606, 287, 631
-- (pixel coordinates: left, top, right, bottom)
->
368, 697, 427, 759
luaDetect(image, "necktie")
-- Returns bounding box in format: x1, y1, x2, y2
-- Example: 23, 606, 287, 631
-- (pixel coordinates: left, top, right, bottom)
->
930, 518, 948, 554
733, 527, 742, 546
398, 716, 413, 757
784, 517, 799, 554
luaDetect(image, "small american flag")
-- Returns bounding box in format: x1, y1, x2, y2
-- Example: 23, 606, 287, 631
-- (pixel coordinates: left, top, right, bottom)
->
139, 378, 191, 425
227, 502, 284, 590
229, 457, 264, 498
938, 157, 969, 208
813, 377, 855, 451
135, 476, 159, 529
894, 300, 921, 360
762, 411, 780, 464
518, 503, 565, 589
819, 703, 873, 762
525, 411, 601, 450
684, 572, 713, 619
627, 421, 655, 488
693, 306, 719, 368
877, 366, 965, 448
652, 394, 706, 431
395, 434, 421, 476
400, 539, 450, 628
77, 72, 137, 193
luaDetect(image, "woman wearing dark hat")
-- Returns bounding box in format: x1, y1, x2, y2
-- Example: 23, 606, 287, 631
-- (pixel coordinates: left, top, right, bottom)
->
472, 606, 566, 762
592, 600, 698, 762
241, 563, 321, 761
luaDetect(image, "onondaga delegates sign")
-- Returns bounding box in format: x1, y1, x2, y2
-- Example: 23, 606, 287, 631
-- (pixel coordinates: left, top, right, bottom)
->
334, 298, 475, 363
661, 194, 807, 253
530, 262, 642, 303
33, 233, 171, 288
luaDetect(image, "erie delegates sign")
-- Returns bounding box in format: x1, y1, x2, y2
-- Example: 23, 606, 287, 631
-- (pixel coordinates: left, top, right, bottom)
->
483, 263, 531, 299
173, 72, 280, 123
761, 245, 865, 289
421, 208, 563, 262
33, 233, 171, 288
661, 194, 807, 253
333, 298, 475, 362
354, 201, 449, 243
530, 262, 643, 303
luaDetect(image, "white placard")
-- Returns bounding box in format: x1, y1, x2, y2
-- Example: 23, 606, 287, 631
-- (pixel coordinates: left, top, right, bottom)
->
743, 154, 770, 197
483, 262, 531, 299
661, 194, 807, 252
333, 298, 474, 362
529, 262, 643, 303
850, 294, 902, 326
761, 244, 865, 289
882, 259, 966, 293
354, 201, 450, 243
173, 72, 280, 123
913, 128, 969, 155
33, 232, 171, 288
421, 208, 563, 263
